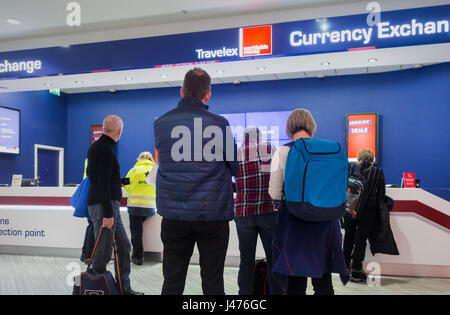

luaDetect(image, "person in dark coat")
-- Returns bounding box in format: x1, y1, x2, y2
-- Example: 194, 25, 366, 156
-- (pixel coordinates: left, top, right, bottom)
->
269, 109, 349, 295
343, 149, 399, 283
154, 68, 238, 295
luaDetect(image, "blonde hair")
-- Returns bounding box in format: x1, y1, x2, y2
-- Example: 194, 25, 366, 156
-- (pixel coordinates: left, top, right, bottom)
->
138, 152, 155, 163
286, 109, 317, 140
357, 149, 374, 163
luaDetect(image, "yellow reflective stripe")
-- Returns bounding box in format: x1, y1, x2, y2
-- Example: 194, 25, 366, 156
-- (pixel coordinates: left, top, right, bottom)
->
126, 203, 155, 208
128, 195, 155, 201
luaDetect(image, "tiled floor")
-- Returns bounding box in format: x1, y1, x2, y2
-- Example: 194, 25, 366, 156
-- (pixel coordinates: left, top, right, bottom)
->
0, 254, 449, 295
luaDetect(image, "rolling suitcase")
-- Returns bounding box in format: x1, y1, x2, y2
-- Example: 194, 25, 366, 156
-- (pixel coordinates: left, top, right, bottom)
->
73, 227, 123, 295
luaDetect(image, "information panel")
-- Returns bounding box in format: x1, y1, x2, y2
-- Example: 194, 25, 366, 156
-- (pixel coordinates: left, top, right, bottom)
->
346, 113, 379, 162
0, 106, 20, 154
221, 111, 291, 148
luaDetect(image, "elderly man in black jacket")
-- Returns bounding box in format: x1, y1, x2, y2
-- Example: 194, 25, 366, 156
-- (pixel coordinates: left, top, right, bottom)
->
87, 114, 143, 295
154, 68, 238, 295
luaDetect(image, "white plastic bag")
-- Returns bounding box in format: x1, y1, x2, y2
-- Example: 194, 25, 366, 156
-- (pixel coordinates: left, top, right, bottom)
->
146, 163, 158, 186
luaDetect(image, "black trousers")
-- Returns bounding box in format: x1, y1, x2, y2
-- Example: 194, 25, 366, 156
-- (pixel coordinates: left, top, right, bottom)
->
343, 212, 375, 271
129, 215, 147, 259
287, 273, 334, 295
161, 218, 230, 295
81, 219, 95, 258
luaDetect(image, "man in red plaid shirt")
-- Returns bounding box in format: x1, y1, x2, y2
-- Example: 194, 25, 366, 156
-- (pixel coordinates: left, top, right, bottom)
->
234, 127, 281, 295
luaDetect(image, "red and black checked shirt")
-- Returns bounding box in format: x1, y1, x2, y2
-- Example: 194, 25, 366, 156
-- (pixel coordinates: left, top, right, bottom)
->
234, 140, 280, 217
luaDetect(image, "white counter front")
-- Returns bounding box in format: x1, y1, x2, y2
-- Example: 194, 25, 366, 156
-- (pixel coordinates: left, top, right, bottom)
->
0, 187, 449, 277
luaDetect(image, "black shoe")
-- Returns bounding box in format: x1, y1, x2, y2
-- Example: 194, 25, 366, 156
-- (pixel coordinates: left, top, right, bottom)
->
350, 270, 368, 283
80, 254, 86, 263
123, 289, 144, 295
132, 257, 143, 266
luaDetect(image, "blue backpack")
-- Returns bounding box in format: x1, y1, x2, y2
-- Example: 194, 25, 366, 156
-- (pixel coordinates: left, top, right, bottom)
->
284, 138, 348, 222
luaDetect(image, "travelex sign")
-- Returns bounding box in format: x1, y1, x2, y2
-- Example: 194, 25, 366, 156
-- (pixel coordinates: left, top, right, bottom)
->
195, 7, 449, 60
196, 25, 272, 59
0, 5, 448, 79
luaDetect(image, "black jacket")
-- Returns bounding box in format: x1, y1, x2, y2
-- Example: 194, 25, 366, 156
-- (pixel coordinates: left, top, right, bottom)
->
87, 134, 122, 218
349, 163, 399, 256
154, 97, 238, 222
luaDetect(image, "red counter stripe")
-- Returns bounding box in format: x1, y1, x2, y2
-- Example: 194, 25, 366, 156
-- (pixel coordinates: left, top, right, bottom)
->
347, 46, 376, 51
0, 196, 128, 207
392, 200, 450, 230
0, 196, 71, 206
1, 197, 448, 229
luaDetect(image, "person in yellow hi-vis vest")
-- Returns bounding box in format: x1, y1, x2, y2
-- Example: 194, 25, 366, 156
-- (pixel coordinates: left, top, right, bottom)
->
124, 152, 156, 266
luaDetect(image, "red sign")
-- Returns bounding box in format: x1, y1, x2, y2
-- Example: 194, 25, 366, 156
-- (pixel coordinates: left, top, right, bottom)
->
239, 25, 272, 57
91, 125, 103, 144
347, 113, 378, 162
403, 172, 416, 188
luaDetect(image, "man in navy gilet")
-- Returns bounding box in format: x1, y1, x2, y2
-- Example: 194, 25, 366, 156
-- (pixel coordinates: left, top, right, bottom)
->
154, 68, 238, 295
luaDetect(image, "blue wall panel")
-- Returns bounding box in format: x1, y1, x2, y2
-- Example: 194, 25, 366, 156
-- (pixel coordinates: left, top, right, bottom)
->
0, 91, 67, 184
63, 62, 450, 189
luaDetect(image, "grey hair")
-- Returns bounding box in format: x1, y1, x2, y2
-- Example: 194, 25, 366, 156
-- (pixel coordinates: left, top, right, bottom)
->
102, 115, 123, 134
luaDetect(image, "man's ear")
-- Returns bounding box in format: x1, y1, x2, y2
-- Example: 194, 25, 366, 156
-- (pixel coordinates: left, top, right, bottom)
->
203, 91, 212, 104
180, 88, 184, 98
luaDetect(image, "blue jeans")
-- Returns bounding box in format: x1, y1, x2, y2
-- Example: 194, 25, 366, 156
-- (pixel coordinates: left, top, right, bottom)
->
235, 212, 282, 295
88, 201, 132, 293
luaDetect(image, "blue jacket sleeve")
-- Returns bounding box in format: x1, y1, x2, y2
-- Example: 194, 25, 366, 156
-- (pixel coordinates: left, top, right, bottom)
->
223, 121, 238, 176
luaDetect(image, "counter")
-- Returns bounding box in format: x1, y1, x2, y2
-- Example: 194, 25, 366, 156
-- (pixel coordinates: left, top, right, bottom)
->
0, 187, 449, 278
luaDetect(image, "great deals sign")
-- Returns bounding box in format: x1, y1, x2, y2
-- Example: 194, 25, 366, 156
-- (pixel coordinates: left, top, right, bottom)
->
347, 113, 378, 162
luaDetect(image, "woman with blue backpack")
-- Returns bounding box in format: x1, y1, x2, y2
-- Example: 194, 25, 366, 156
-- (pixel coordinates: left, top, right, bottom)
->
269, 109, 350, 295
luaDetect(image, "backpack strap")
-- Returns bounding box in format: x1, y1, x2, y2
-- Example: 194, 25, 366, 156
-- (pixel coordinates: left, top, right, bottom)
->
284, 141, 295, 149
281, 141, 295, 200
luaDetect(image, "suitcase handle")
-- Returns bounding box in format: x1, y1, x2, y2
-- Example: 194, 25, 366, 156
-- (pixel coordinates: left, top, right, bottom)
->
87, 227, 123, 295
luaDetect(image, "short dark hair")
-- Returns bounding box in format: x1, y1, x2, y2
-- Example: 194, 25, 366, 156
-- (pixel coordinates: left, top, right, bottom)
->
182, 68, 211, 100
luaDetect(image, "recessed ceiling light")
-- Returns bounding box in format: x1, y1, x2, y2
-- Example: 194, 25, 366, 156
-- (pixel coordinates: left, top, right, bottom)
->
125, 77, 133, 81
368, 58, 378, 63
319, 23, 329, 32
6, 18, 21, 25
414, 64, 423, 69
216, 70, 225, 74
160, 74, 168, 79
109, 89, 117, 93
257, 66, 266, 71
321, 62, 331, 66
317, 74, 326, 79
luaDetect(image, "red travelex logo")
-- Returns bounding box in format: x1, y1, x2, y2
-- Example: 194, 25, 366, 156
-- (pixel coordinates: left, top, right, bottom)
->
239, 25, 272, 57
